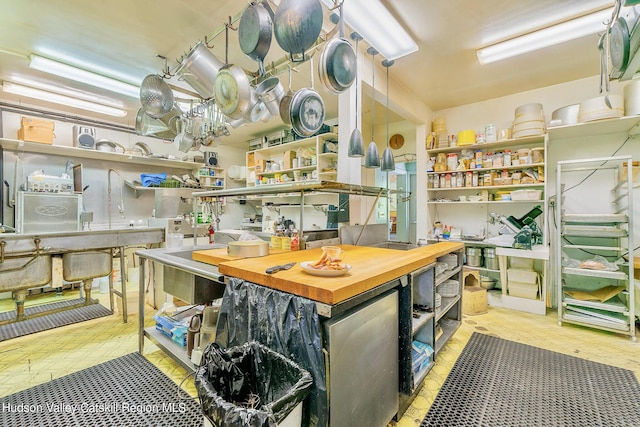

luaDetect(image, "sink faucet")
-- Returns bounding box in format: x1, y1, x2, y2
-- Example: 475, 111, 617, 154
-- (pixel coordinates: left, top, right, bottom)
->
108, 169, 125, 229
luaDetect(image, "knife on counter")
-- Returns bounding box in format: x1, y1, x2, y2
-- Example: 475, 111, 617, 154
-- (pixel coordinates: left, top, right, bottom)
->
266, 262, 296, 274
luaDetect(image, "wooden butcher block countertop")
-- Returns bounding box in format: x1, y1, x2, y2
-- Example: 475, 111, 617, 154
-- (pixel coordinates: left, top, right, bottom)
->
194, 242, 463, 305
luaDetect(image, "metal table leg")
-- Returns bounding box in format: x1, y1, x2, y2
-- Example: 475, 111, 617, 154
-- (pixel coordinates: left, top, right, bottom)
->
139, 255, 146, 354
120, 246, 128, 323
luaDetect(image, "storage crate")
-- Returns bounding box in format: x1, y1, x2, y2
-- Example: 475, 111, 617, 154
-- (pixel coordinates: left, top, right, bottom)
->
509, 257, 534, 270
507, 269, 539, 299
18, 116, 55, 144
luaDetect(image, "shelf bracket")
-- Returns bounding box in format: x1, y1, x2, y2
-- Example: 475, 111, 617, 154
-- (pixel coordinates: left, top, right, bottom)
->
628, 120, 640, 137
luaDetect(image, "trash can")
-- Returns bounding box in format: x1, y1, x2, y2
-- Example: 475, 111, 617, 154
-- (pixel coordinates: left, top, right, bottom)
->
195, 341, 313, 427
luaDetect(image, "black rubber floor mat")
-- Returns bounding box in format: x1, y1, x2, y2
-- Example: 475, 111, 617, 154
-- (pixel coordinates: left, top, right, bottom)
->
0, 301, 112, 342
0, 297, 88, 321
421, 333, 640, 427
0, 352, 203, 427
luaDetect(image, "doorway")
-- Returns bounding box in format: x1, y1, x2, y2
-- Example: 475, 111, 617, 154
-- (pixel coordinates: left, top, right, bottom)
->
388, 162, 416, 242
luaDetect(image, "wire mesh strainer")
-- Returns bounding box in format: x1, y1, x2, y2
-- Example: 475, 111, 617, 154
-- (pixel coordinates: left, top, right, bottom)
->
139, 74, 174, 118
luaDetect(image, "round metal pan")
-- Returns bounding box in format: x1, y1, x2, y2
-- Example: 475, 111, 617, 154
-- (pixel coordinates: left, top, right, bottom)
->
227, 240, 269, 258
214, 65, 253, 120
318, 2, 356, 94
274, 0, 323, 62
239, 2, 273, 76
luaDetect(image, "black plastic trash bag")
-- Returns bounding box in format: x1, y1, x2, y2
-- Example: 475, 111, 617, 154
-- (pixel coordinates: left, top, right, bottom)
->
195, 341, 313, 427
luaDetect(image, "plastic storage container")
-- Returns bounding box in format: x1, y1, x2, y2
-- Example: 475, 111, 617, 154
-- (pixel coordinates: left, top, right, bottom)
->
507, 269, 539, 299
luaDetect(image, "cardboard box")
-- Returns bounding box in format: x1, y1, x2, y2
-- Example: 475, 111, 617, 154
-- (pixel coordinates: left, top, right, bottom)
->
18, 116, 55, 144
254, 159, 265, 173
283, 150, 296, 169
246, 152, 255, 167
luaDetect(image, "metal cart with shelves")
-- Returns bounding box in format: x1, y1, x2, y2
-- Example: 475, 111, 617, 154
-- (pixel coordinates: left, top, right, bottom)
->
556, 156, 635, 341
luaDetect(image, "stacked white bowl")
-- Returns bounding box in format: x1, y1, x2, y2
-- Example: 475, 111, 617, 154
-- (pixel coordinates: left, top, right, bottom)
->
512, 103, 546, 138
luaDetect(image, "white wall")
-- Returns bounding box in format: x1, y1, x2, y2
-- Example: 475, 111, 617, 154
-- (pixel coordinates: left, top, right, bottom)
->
427, 75, 639, 258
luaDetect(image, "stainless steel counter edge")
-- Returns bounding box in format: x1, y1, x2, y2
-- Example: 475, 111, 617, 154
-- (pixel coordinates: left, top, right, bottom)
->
0, 227, 165, 253
135, 245, 226, 282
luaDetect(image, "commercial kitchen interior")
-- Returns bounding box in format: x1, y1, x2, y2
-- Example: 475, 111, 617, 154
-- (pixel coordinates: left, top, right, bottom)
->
1, 1, 639, 426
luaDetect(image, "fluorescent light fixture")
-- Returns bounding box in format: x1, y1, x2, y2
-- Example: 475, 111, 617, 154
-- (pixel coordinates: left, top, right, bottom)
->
29, 54, 139, 98
477, 9, 611, 65
10, 75, 125, 108
3, 82, 128, 117
321, 0, 418, 60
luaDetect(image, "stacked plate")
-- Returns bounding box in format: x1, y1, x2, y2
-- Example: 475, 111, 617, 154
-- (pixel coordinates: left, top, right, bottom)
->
578, 95, 624, 123
433, 117, 449, 148
513, 103, 546, 138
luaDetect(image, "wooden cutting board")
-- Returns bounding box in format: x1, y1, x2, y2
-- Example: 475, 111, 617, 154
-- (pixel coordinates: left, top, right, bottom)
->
192, 247, 287, 266
216, 242, 463, 305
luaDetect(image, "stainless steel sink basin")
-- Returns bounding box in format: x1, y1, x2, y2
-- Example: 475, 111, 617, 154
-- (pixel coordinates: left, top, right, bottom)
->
62, 250, 112, 306
0, 255, 52, 292
62, 251, 112, 281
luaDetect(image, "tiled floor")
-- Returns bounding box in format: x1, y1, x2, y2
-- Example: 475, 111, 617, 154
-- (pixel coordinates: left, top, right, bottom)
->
0, 289, 638, 426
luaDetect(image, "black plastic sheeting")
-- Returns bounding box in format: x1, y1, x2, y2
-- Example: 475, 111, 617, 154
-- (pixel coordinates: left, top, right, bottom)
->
215, 278, 328, 427
195, 341, 313, 427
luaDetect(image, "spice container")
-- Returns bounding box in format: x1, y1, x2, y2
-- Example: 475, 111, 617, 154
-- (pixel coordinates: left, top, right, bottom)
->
485, 124, 497, 142
466, 171, 473, 187
472, 171, 479, 187
445, 173, 452, 188
447, 153, 458, 171
475, 150, 483, 167
517, 148, 530, 164
503, 150, 512, 166
435, 153, 448, 171
492, 153, 503, 168
456, 172, 464, 187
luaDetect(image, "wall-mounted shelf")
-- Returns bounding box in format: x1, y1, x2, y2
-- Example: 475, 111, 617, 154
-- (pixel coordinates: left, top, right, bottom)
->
0, 137, 201, 170
124, 180, 198, 198
427, 200, 543, 204
427, 135, 544, 154
547, 115, 640, 140
428, 162, 544, 175
429, 183, 544, 192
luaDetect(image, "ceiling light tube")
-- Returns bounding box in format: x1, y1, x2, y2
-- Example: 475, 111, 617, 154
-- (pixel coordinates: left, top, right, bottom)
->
10, 75, 126, 108
321, 0, 418, 60
3, 82, 128, 117
29, 54, 140, 98
477, 9, 611, 65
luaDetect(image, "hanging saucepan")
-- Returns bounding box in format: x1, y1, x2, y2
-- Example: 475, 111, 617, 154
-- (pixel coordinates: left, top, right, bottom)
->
274, 0, 323, 62
279, 65, 295, 124
214, 24, 254, 120
176, 41, 224, 99
318, 2, 356, 94
257, 77, 285, 116
238, 2, 273, 76
290, 57, 325, 137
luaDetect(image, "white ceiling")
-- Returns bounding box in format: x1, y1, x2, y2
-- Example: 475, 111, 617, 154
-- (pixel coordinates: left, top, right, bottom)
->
0, 0, 616, 143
